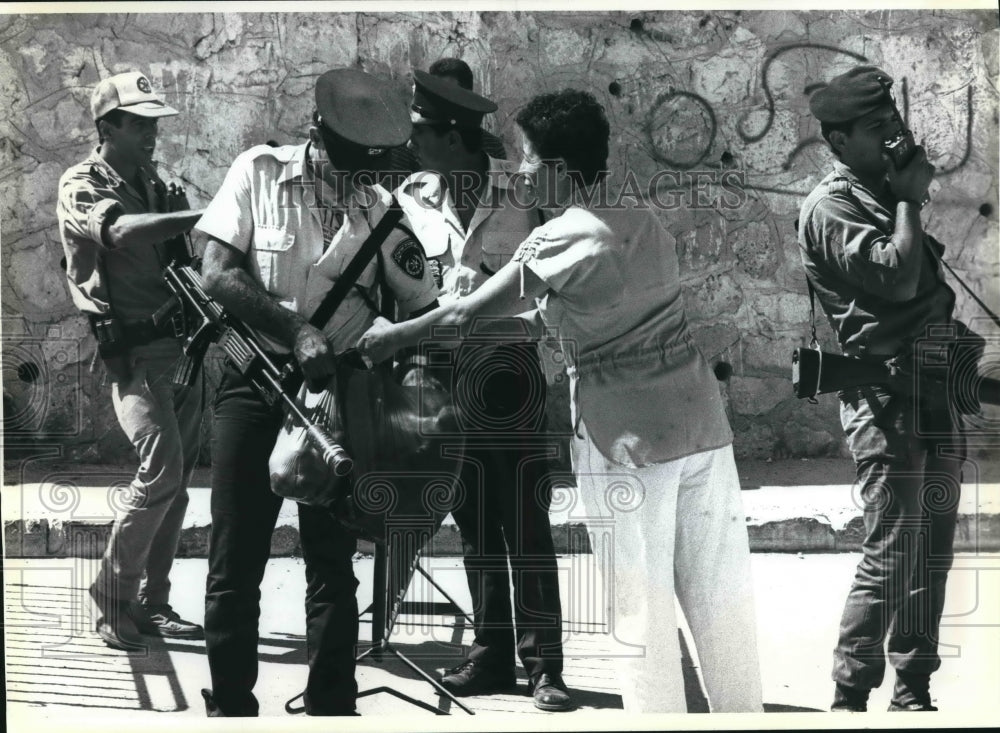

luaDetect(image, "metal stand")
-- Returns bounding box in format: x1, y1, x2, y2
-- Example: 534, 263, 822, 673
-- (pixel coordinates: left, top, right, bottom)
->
356, 529, 476, 715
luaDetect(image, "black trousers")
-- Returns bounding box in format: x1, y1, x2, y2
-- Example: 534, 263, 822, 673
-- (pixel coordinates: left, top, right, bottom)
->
450, 343, 565, 678
204, 365, 359, 715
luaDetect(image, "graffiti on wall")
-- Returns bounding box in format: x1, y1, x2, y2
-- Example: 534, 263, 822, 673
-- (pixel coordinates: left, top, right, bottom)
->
610, 42, 978, 195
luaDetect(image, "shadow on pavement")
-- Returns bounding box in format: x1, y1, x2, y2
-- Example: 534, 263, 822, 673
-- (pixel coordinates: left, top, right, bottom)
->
764, 702, 825, 712
5, 581, 189, 712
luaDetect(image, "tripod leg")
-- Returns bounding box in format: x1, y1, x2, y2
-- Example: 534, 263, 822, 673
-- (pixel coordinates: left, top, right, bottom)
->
412, 560, 475, 627
357, 530, 477, 713
385, 642, 476, 715
371, 542, 388, 647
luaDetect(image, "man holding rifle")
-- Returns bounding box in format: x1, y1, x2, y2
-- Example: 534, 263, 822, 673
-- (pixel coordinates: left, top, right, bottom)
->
799, 65, 964, 713
57, 70, 205, 651
195, 69, 438, 717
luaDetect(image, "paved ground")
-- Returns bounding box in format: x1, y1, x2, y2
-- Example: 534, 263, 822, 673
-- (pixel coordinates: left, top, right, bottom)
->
5, 552, 1000, 731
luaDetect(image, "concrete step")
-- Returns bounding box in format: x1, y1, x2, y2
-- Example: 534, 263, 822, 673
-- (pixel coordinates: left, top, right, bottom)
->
5, 458, 1000, 557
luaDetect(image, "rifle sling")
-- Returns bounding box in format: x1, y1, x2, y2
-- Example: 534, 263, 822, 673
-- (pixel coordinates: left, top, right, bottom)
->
308, 198, 404, 331
805, 276, 820, 349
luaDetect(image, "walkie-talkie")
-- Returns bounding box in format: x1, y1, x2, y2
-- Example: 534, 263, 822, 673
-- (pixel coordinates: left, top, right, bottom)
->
876, 75, 930, 206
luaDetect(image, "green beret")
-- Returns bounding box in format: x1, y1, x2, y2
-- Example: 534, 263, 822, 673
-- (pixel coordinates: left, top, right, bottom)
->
808, 66, 894, 123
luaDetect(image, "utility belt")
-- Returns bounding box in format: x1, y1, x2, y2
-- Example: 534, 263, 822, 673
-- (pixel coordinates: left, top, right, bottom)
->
88, 298, 185, 357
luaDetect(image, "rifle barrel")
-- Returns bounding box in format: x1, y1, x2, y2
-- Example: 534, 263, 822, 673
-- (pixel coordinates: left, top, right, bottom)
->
164, 262, 355, 480
977, 376, 1000, 407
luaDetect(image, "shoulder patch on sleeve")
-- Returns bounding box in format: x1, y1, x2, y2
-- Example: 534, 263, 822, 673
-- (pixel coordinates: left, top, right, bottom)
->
392, 237, 425, 280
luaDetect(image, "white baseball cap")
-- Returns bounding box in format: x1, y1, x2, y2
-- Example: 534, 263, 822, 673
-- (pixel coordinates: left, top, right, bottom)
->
90, 71, 179, 121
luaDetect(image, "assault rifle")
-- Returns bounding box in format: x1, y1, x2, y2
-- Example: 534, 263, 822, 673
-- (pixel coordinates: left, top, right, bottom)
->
792, 343, 1000, 411
163, 260, 354, 477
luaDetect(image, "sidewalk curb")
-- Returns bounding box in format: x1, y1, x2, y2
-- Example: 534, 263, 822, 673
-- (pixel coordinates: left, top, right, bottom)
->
5, 513, 999, 557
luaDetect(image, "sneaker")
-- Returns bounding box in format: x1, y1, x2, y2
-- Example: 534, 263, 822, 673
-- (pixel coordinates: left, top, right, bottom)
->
439, 659, 517, 697
831, 682, 869, 712
529, 672, 574, 712
89, 585, 144, 651
132, 603, 205, 639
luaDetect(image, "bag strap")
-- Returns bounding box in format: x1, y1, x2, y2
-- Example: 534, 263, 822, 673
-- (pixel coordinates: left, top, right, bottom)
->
308, 197, 404, 330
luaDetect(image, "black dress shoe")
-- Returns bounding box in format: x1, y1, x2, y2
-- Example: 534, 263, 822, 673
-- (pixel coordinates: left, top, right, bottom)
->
202, 689, 226, 717
888, 701, 938, 711
830, 682, 869, 712
888, 671, 936, 711
529, 673, 573, 712
202, 688, 258, 716
439, 659, 517, 696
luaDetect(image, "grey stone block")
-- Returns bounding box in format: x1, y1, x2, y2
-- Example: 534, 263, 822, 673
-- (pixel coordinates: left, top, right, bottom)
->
59, 521, 112, 558
834, 516, 867, 552
954, 513, 1000, 553
269, 525, 300, 556
5, 519, 49, 557
748, 518, 836, 552
177, 525, 211, 558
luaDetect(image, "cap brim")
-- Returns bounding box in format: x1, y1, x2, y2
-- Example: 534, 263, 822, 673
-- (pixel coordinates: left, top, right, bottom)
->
410, 109, 438, 126
120, 101, 179, 118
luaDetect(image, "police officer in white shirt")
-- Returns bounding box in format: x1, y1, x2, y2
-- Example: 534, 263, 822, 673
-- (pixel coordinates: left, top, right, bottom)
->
195, 68, 438, 717
395, 70, 571, 712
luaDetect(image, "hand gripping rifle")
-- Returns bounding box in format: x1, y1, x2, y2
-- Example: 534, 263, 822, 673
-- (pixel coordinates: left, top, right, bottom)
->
163, 260, 354, 477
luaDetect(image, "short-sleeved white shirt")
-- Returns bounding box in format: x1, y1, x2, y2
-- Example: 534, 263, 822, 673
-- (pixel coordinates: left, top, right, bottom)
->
196, 143, 437, 353
395, 156, 540, 304
514, 196, 733, 467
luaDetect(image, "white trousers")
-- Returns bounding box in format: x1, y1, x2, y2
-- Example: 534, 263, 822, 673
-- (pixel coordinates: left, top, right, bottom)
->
572, 428, 763, 713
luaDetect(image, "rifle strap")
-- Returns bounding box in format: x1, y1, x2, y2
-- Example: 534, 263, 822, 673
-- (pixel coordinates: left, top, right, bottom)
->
805, 276, 820, 349
936, 254, 1000, 330
308, 198, 404, 330
830, 179, 1000, 330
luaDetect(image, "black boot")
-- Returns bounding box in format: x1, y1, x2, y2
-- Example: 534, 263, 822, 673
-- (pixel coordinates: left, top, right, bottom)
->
888, 671, 937, 711
831, 682, 869, 712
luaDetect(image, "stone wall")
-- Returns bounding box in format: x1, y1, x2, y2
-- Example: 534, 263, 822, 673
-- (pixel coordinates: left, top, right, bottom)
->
2, 9, 997, 464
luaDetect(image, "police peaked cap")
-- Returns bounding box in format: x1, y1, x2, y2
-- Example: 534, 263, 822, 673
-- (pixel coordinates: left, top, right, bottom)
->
808, 66, 894, 124
314, 68, 411, 148
410, 69, 498, 128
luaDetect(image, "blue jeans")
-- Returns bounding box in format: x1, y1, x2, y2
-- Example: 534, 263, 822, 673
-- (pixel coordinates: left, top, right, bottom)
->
204, 364, 359, 715
833, 385, 964, 690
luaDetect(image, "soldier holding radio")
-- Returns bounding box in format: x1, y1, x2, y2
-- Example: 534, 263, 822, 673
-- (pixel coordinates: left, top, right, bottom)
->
798, 65, 965, 713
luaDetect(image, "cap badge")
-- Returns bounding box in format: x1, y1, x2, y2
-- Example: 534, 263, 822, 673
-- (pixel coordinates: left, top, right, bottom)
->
136, 76, 152, 93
